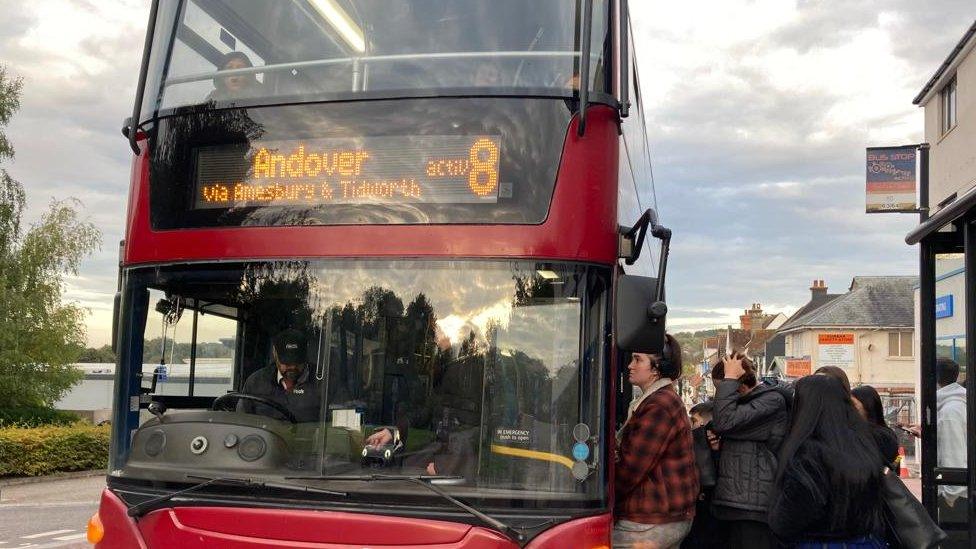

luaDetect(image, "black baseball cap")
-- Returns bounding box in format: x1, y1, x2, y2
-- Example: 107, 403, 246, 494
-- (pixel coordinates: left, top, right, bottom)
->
273, 329, 307, 364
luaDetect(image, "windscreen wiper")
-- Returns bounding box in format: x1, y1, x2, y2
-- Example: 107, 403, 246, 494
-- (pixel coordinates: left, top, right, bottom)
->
126, 475, 347, 517
286, 474, 526, 542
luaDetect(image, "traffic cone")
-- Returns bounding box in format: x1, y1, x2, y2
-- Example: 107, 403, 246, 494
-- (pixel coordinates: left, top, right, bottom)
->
898, 446, 909, 478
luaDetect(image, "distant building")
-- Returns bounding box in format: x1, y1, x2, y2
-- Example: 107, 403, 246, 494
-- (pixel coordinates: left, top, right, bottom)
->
56, 362, 232, 424
763, 280, 841, 376
912, 21, 976, 216
701, 303, 783, 378
774, 277, 917, 394
900, 22, 976, 489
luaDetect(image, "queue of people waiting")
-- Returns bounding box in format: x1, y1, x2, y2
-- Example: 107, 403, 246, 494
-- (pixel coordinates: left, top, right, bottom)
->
613, 335, 956, 549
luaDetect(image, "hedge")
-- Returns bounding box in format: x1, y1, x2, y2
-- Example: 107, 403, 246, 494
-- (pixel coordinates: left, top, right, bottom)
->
0, 408, 80, 428
0, 423, 110, 477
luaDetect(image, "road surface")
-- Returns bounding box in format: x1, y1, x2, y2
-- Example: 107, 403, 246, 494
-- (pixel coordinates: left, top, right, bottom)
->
0, 474, 103, 548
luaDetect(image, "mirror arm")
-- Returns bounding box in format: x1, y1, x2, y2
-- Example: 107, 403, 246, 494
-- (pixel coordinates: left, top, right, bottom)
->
620, 208, 672, 303
653, 228, 671, 303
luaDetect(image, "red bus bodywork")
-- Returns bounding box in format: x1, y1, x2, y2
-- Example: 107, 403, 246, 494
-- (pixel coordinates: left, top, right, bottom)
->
97, 107, 620, 548
123, 108, 619, 266
97, 489, 612, 548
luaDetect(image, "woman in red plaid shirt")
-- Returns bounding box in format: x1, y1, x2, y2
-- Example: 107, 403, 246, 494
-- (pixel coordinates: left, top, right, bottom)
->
614, 334, 699, 548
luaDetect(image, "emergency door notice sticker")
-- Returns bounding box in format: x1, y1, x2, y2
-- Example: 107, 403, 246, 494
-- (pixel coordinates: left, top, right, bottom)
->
494, 428, 531, 444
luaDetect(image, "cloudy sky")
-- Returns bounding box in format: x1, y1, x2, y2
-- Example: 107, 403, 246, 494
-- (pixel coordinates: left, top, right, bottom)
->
1, 1, 974, 345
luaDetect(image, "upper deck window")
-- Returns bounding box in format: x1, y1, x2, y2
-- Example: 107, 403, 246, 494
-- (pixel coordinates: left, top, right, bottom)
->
140, 0, 610, 120
941, 76, 957, 136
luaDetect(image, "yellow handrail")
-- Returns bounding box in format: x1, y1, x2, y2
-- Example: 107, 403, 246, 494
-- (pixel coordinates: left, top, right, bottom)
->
490, 444, 575, 471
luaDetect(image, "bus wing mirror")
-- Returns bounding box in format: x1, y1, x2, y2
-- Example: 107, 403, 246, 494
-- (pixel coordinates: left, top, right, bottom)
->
615, 275, 667, 354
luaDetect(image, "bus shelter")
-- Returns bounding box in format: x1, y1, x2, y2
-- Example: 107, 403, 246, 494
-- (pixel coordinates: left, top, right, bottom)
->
907, 195, 976, 547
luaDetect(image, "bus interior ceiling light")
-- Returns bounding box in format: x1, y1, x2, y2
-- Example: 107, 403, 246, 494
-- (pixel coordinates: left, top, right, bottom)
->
537, 270, 560, 280
308, 0, 366, 53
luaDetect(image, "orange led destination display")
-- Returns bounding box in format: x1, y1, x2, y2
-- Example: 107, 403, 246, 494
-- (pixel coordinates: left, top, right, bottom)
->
193, 135, 503, 209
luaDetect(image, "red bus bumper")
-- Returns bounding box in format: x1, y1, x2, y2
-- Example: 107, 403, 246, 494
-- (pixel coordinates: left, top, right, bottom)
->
94, 489, 611, 548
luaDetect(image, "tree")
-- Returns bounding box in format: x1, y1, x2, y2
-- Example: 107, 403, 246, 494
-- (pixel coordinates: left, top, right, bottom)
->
0, 66, 101, 407
76, 344, 117, 364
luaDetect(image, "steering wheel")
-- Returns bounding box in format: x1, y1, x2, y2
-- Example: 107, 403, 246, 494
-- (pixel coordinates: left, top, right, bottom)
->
211, 392, 298, 424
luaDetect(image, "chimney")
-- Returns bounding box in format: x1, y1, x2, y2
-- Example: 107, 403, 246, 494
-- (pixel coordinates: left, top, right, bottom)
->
810, 279, 828, 299
740, 309, 752, 331
741, 304, 765, 331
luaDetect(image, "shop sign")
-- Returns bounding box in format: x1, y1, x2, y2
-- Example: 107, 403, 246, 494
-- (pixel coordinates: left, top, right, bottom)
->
936, 295, 954, 319
785, 358, 812, 378
818, 333, 855, 369
866, 146, 917, 213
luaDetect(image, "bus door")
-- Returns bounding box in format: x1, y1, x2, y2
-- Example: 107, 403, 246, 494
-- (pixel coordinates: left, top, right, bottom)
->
138, 290, 237, 410
920, 232, 974, 548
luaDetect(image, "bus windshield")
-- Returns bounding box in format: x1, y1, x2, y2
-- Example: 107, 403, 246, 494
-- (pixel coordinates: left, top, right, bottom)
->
113, 260, 609, 508
141, 0, 611, 118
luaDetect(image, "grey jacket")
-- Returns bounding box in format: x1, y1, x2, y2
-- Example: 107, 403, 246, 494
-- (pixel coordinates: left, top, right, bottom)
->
711, 379, 789, 516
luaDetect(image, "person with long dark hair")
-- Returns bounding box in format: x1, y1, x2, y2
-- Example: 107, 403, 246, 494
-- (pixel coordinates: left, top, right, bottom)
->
769, 375, 886, 548
814, 365, 851, 393
614, 334, 699, 548
851, 385, 899, 468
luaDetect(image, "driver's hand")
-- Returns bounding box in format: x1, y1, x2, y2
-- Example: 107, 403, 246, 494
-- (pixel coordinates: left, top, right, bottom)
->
426, 462, 437, 475
365, 428, 393, 448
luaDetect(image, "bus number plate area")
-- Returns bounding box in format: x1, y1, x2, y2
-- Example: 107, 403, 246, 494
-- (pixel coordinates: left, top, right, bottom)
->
193, 135, 503, 209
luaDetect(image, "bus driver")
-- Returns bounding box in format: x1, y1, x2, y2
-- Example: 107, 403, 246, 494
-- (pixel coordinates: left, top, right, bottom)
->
238, 329, 323, 423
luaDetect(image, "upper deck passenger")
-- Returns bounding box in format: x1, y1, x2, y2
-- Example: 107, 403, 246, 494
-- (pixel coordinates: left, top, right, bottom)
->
206, 51, 261, 102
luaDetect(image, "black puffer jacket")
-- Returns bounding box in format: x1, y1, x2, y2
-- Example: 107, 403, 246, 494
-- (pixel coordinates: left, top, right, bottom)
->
711, 379, 789, 516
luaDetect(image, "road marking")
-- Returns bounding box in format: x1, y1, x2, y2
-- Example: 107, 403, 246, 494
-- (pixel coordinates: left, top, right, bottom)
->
52, 534, 86, 541
0, 501, 99, 508
21, 532, 72, 540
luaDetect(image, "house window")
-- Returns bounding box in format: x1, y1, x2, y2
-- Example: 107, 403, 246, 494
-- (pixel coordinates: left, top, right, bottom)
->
889, 331, 913, 357
941, 76, 957, 135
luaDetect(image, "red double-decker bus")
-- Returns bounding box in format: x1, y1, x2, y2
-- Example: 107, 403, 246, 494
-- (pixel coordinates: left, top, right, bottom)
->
91, 1, 669, 547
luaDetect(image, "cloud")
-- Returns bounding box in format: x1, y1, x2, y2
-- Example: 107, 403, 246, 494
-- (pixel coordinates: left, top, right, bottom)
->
2, 0, 147, 345
630, 2, 967, 330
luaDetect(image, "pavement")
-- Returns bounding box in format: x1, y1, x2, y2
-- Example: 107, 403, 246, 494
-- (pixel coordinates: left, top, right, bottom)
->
904, 476, 922, 500
0, 474, 104, 548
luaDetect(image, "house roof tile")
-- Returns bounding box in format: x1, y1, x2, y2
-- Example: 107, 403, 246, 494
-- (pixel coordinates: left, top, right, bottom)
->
778, 276, 917, 332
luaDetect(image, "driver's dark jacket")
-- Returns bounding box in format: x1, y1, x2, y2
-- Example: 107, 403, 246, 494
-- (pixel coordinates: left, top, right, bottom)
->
238, 365, 322, 423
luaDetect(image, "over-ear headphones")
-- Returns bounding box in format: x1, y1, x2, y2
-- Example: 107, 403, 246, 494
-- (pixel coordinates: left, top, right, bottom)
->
657, 338, 673, 373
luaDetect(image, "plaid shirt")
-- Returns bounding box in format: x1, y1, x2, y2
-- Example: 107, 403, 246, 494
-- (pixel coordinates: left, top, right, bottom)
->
615, 384, 699, 524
